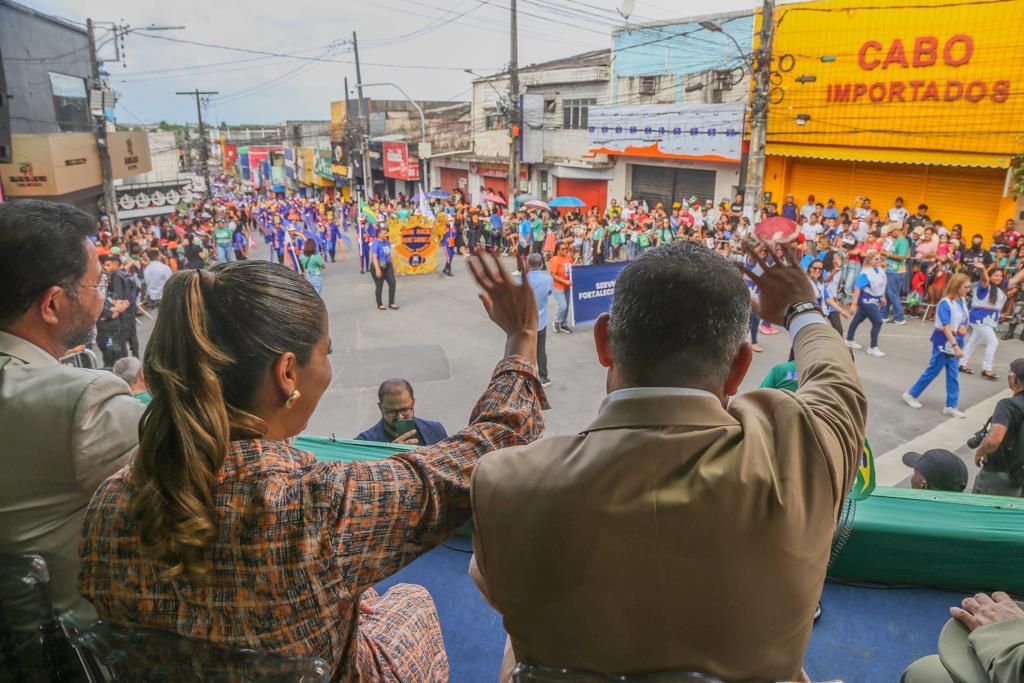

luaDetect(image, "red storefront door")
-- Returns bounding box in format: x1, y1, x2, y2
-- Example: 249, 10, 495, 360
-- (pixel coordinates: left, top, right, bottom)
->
555, 178, 608, 213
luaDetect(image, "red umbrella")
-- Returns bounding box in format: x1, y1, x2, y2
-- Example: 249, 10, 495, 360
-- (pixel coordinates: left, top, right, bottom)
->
754, 216, 798, 243
482, 193, 507, 205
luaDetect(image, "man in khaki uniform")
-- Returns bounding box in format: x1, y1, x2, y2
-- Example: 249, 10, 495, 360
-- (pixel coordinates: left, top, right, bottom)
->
471, 241, 867, 681
0, 201, 143, 644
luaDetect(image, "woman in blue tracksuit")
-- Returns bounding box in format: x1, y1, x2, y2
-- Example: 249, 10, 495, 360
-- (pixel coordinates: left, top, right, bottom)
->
846, 250, 888, 357
903, 273, 971, 418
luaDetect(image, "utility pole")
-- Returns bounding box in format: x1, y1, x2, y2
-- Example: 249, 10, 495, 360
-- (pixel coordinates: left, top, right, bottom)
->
352, 31, 374, 201
507, 0, 519, 203
743, 0, 774, 223
176, 89, 218, 197
87, 18, 118, 231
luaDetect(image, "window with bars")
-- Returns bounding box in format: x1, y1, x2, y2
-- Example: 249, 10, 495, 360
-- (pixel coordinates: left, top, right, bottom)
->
484, 110, 504, 131
562, 98, 596, 130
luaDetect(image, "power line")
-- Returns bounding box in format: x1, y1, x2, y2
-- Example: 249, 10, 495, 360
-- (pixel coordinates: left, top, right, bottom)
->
132, 31, 502, 71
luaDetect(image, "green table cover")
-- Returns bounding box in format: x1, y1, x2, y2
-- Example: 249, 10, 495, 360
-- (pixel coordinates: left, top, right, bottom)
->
298, 437, 1024, 592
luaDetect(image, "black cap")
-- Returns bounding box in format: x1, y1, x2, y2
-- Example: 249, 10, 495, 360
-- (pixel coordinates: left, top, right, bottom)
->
902, 449, 967, 492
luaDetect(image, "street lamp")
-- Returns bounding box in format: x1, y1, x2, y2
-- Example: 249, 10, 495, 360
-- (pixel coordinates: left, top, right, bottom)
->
359, 82, 429, 212
699, 20, 751, 75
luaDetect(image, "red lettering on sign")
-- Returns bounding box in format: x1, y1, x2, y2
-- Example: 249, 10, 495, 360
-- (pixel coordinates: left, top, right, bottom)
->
943, 80, 963, 101
882, 40, 909, 69
869, 82, 887, 102
991, 80, 1010, 103
921, 81, 940, 101
913, 37, 938, 67
832, 84, 852, 102
889, 81, 906, 102
943, 34, 973, 66
964, 80, 987, 102
908, 80, 926, 99
858, 40, 883, 70
853, 83, 869, 101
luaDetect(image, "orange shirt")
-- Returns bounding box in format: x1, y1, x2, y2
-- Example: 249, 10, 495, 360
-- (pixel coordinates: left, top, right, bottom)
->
548, 254, 573, 292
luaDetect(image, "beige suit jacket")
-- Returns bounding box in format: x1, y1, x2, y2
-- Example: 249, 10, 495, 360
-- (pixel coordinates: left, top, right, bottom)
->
471, 323, 866, 682
0, 331, 143, 635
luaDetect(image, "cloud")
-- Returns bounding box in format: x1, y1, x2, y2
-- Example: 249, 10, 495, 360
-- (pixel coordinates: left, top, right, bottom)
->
30, 0, 755, 124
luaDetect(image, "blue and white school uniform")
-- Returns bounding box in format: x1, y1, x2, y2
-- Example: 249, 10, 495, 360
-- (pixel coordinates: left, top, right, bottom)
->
846, 266, 887, 348
961, 283, 1005, 372
855, 267, 887, 306
908, 297, 968, 408
744, 260, 763, 341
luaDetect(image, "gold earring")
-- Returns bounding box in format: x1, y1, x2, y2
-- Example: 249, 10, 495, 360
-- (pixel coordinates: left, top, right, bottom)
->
285, 389, 301, 408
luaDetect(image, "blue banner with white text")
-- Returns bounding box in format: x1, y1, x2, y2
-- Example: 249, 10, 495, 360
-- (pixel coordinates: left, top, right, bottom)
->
570, 262, 628, 326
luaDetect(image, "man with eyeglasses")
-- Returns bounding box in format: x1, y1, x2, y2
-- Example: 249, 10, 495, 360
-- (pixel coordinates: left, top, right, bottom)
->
0, 200, 145, 659
355, 378, 449, 446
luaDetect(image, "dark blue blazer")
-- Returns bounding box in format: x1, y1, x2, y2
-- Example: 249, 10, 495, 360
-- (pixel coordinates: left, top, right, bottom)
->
354, 417, 448, 446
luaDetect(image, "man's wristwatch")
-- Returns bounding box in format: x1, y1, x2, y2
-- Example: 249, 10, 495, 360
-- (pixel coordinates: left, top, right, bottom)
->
783, 300, 824, 330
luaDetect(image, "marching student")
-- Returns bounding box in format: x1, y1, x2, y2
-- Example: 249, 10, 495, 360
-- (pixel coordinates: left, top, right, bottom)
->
846, 250, 888, 357
903, 274, 971, 418
961, 265, 1023, 380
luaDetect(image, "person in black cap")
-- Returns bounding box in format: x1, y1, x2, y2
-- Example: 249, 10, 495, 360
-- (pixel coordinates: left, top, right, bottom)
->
902, 449, 968, 492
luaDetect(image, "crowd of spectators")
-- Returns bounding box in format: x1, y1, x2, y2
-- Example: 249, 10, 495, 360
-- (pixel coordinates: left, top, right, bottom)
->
2, 194, 1022, 683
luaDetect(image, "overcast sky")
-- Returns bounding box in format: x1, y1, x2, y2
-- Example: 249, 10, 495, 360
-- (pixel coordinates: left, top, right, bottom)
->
31, 0, 762, 126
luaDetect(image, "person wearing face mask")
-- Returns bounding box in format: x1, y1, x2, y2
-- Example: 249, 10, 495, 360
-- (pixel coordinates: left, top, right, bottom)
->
846, 250, 888, 357
962, 233, 994, 281
903, 274, 972, 418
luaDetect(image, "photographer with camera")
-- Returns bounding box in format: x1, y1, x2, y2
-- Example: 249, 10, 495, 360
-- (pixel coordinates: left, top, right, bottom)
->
969, 358, 1024, 496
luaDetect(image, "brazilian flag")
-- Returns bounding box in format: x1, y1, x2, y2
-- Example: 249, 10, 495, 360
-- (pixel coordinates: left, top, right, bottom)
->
359, 199, 378, 225
850, 440, 876, 501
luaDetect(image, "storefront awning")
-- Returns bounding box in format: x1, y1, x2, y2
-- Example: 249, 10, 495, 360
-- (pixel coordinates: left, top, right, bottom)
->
767, 143, 1012, 170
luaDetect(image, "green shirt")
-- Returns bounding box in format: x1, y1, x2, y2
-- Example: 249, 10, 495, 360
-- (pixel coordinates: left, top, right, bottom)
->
133, 391, 153, 405
592, 226, 606, 241
213, 226, 233, 244
760, 361, 799, 392
886, 236, 910, 274
531, 218, 544, 242
396, 208, 412, 220
301, 253, 324, 276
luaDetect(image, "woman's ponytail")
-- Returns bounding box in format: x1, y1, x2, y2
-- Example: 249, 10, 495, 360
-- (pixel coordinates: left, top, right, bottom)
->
129, 261, 325, 579
131, 269, 232, 579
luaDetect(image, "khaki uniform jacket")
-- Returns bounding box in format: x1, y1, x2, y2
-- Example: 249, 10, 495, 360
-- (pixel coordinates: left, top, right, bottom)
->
0, 331, 143, 636
471, 323, 866, 681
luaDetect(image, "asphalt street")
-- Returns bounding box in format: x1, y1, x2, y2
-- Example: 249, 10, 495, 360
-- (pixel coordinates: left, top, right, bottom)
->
139, 250, 1024, 492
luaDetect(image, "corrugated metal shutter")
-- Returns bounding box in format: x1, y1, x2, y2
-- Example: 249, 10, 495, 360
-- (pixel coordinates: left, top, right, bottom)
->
924, 167, 1005, 237
851, 165, 927, 215
439, 168, 468, 194
630, 165, 675, 209
673, 168, 716, 205
555, 178, 608, 213
787, 159, 854, 208
630, 165, 716, 209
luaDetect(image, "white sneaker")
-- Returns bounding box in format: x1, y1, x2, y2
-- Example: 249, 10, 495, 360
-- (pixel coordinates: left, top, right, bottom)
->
902, 392, 922, 409
892, 319, 907, 326
846, 340, 863, 350
867, 347, 886, 357
943, 407, 966, 419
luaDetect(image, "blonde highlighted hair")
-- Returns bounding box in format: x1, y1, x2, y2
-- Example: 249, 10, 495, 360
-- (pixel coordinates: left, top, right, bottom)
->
130, 261, 325, 579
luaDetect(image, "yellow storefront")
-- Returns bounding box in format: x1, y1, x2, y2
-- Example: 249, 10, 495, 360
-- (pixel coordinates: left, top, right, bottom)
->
762, 0, 1024, 239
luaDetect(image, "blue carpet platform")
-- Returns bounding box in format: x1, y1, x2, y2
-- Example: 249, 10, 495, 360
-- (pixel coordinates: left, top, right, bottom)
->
301, 436, 1008, 681
377, 534, 964, 682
